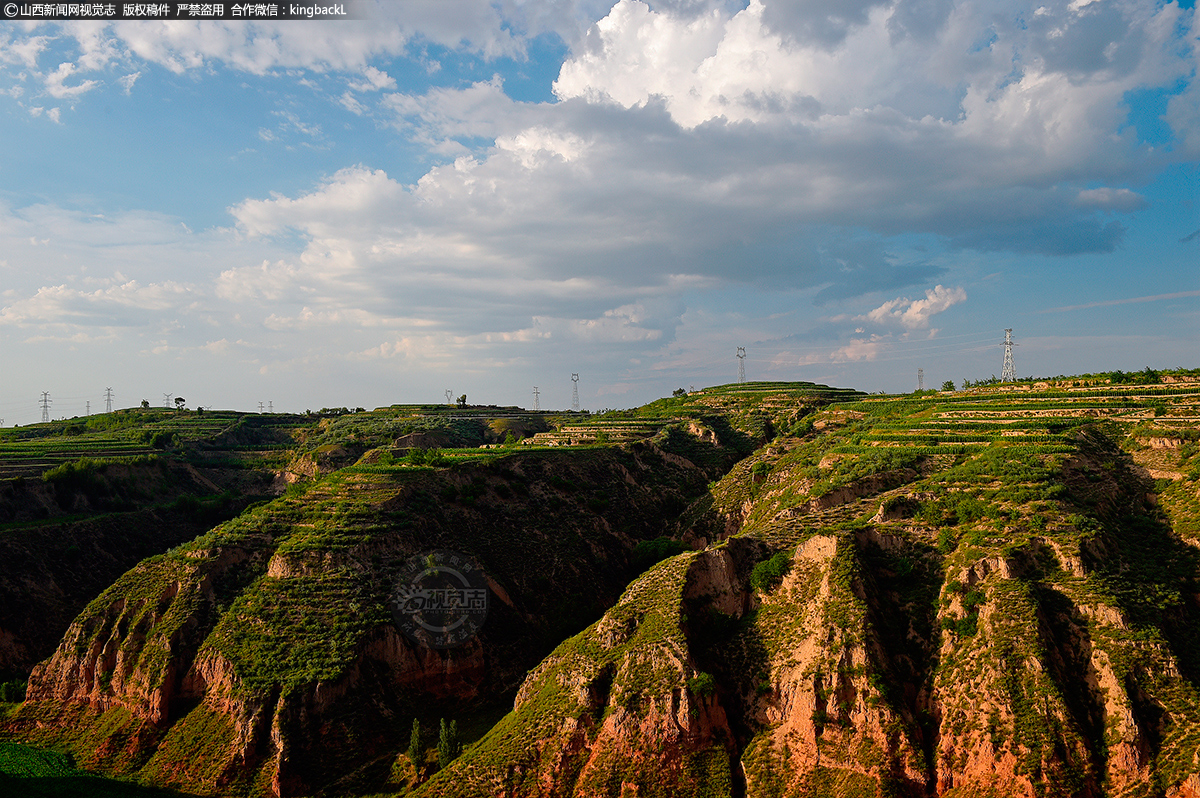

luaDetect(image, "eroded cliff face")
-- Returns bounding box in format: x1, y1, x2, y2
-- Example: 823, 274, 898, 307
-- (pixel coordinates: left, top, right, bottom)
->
429, 519, 1200, 798
11, 384, 1200, 798
418, 400, 1200, 798
0, 460, 263, 678
410, 544, 747, 798
10, 439, 733, 796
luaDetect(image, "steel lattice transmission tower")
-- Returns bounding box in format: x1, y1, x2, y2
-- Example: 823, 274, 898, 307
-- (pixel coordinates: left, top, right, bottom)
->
40, 392, 51, 423
571, 374, 580, 412
104, 387, 114, 413
737, 347, 746, 384
918, 368, 924, 391
1001, 329, 1018, 382
445, 389, 453, 406
532, 386, 540, 411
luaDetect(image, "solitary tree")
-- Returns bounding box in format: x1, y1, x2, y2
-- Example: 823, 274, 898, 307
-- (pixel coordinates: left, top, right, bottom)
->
140, 399, 150, 409
174, 397, 186, 410
941, 381, 956, 392
437, 719, 450, 769
456, 394, 467, 408
407, 718, 421, 765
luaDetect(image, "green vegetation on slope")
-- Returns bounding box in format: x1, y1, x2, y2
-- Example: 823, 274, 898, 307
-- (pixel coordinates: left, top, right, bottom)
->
9, 376, 1200, 798
0, 742, 188, 797
414, 376, 1200, 798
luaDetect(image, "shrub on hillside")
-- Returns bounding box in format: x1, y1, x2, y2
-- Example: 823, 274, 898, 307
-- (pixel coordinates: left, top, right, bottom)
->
687, 672, 717, 697
41, 458, 105, 490
751, 551, 791, 593
631, 537, 688, 573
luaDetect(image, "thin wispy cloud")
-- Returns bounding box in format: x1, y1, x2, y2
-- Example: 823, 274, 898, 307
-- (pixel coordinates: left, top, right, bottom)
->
1044, 291, 1200, 313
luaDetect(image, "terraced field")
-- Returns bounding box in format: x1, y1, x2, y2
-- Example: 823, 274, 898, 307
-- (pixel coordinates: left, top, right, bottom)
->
722, 380, 1200, 546
5, 376, 1200, 798
0, 411, 308, 480
419, 376, 1200, 798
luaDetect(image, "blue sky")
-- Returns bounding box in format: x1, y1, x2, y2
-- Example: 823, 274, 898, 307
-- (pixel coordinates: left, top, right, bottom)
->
0, 0, 1196, 423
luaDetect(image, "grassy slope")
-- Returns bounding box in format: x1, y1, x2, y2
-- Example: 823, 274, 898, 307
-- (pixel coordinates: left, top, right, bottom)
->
2, 383, 851, 795
428, 378, 1200, 797
8, 377, 1200, 797
7, 426, 753, 794
0, 741, 191, 797
0, 412, 317, 680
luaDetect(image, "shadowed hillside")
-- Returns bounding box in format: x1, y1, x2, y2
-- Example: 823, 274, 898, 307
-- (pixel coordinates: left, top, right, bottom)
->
5, 377, 1200, 797
419, 377, 1200, 798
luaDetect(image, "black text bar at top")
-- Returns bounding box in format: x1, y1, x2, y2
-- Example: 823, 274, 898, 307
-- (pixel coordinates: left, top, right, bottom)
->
1, 2, 372, 20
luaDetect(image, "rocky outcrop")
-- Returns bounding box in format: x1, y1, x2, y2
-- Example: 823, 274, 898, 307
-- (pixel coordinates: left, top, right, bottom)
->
25, 544, 262, 727
394, 431, 455, 450
12, 439, 728, 796
414, 420, 1200, 798
284, 444, 366, 480
415, 547, 741, 797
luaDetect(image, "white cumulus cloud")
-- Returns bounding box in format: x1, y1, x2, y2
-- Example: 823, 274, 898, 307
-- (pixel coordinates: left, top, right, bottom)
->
866, 285, 967, 329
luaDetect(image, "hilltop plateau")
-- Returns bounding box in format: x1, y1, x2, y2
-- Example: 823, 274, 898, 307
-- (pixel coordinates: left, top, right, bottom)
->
2, 374, 1200, 798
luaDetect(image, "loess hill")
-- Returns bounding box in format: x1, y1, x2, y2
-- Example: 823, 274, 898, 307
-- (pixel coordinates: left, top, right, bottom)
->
3, 376, 1200, 798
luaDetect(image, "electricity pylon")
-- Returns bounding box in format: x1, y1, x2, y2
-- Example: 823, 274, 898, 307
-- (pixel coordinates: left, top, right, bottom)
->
571, 374, 580, 412
737, 347, 746, 383
1001, 329, 1017, 382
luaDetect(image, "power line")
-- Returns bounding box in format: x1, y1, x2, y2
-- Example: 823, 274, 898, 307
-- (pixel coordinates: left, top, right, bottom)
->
737, 331, 1000, 362
571, 373, 580, 412
1001, 329, 1018, 382
642, 331, 1002, 383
